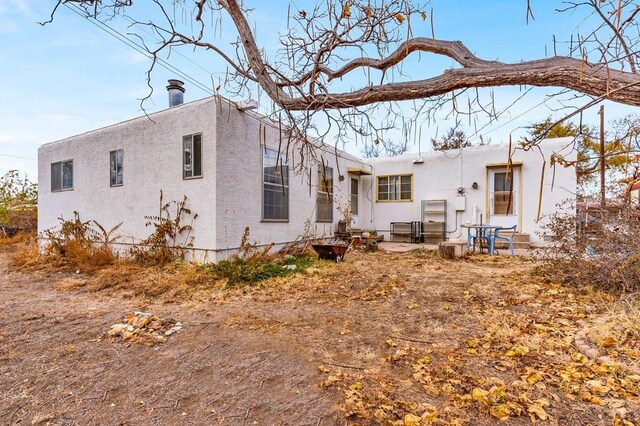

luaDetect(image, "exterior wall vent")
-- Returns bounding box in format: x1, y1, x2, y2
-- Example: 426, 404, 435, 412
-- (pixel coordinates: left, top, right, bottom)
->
167, 79, 185, 107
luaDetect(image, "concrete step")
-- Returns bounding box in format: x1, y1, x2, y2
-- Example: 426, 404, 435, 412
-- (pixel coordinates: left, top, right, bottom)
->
512, 233, 530, 243
479, 233, 530, 250
493, 241, 530, 249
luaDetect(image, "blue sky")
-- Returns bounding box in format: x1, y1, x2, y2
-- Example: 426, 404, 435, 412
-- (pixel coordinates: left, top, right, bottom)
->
1, 0, 638, 180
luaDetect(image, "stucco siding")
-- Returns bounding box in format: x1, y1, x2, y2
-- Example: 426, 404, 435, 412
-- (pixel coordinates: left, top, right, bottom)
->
38, 93, 577, 258
360, 138, 576, 245
38, 97, 218, 255
213, 101, 369, 257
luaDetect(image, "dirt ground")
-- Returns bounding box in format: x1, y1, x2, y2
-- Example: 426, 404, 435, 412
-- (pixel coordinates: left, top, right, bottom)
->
1, 248, 639, 425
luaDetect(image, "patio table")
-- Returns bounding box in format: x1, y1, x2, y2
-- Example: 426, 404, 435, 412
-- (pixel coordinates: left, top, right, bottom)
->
461, 224, 502, 254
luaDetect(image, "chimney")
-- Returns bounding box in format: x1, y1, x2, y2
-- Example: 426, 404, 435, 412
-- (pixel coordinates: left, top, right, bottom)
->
166, 79, 185, 107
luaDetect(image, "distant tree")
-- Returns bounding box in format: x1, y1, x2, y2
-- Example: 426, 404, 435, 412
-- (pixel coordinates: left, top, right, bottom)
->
608, 114, 640, 195
430, 127, 487, 151
528, 117, 632, 192
0, 170, 37, 230
361, 139, 408, 158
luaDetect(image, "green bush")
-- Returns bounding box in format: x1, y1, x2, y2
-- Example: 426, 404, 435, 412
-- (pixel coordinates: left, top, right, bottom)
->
204, 255, 312, 285
0, 170, 37, 231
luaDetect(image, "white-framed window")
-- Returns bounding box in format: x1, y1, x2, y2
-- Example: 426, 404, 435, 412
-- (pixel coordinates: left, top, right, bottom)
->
110, 149, 124, 187
350, 178, 359, 215
316, 165, 333, 222
183, 133, 202, 178
51, 159, 73, 192
262, 147, 289, 221
377, 174, 412, 201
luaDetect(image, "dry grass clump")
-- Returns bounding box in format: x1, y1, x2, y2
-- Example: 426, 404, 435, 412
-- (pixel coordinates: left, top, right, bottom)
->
10, 238, 41, 269
587, 298, 640, 370
0, 231, 36, 248
83, 253, 315, 301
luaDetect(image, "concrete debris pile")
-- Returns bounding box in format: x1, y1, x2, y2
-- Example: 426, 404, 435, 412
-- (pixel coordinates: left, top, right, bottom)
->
107, 311, 182, 346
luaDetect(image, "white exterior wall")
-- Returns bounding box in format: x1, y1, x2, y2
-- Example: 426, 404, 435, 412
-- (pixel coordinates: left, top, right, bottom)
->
38, 97, 218, 256
359, 138, 576, 245
213, 101, 369, 259
38, 94, 576, 259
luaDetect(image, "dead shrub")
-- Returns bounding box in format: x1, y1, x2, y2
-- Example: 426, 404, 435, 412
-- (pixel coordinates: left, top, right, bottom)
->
40, 211, 120, 273
130, 192, 197, 265
537, 201, 640, 293
10, 237, 40, 269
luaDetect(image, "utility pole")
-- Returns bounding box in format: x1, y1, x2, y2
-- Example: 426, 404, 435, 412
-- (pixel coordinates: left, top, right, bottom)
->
598, 105, 606, 208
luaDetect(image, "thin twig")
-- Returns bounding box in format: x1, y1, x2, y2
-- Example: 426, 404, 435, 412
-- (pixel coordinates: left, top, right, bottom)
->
391, 335, 432, 344
321, 361, 365, 370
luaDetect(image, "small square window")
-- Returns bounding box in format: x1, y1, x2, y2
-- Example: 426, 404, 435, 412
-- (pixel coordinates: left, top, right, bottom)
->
376, 174, 412, 201
51, 160, 73, 192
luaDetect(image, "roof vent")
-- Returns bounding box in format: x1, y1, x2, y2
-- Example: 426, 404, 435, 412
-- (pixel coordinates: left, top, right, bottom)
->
237, 99, 258, 111
167, 79, 185, 107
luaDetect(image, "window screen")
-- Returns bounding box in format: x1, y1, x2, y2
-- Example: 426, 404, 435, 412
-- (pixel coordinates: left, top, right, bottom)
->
263, 148, 289, 220
316, 166, 333, 222
350, 178, 359, 215
377, 174, 411, 201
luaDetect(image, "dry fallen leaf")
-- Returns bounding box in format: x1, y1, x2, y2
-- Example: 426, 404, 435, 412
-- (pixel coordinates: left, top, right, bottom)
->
505, 345, 530, 357
600, 336, 617, 347
472, 388, 489, 405
490, 403, 511, 420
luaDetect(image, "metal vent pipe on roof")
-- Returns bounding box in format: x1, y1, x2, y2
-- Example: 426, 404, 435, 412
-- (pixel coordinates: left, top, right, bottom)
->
167, 79, 185, 107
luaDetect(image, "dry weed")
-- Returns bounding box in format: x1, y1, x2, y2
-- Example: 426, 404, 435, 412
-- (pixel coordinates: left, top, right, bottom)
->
587, 299, 640, 370
10, 238, 40, 269
0, 231, 36, 248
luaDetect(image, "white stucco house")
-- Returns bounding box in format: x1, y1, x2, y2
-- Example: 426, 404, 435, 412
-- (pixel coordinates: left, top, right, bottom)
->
38, 84, 576, 260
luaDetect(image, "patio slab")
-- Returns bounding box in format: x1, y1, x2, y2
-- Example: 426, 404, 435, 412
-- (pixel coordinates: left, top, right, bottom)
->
378, 241, 534, 256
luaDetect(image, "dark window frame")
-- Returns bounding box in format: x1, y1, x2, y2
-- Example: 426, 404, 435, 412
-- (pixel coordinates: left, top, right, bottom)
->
110, 149, 124, 187
183, 133, 203, 179
262, 147, 289, 221
51, 159, 73, 192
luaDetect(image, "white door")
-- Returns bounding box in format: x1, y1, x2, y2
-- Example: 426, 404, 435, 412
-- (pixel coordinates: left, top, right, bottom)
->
488, 168, 519, 228
350, 177, 360, 228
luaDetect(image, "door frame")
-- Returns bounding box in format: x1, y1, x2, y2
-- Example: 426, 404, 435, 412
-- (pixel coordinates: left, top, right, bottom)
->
485, 163, 522, 230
